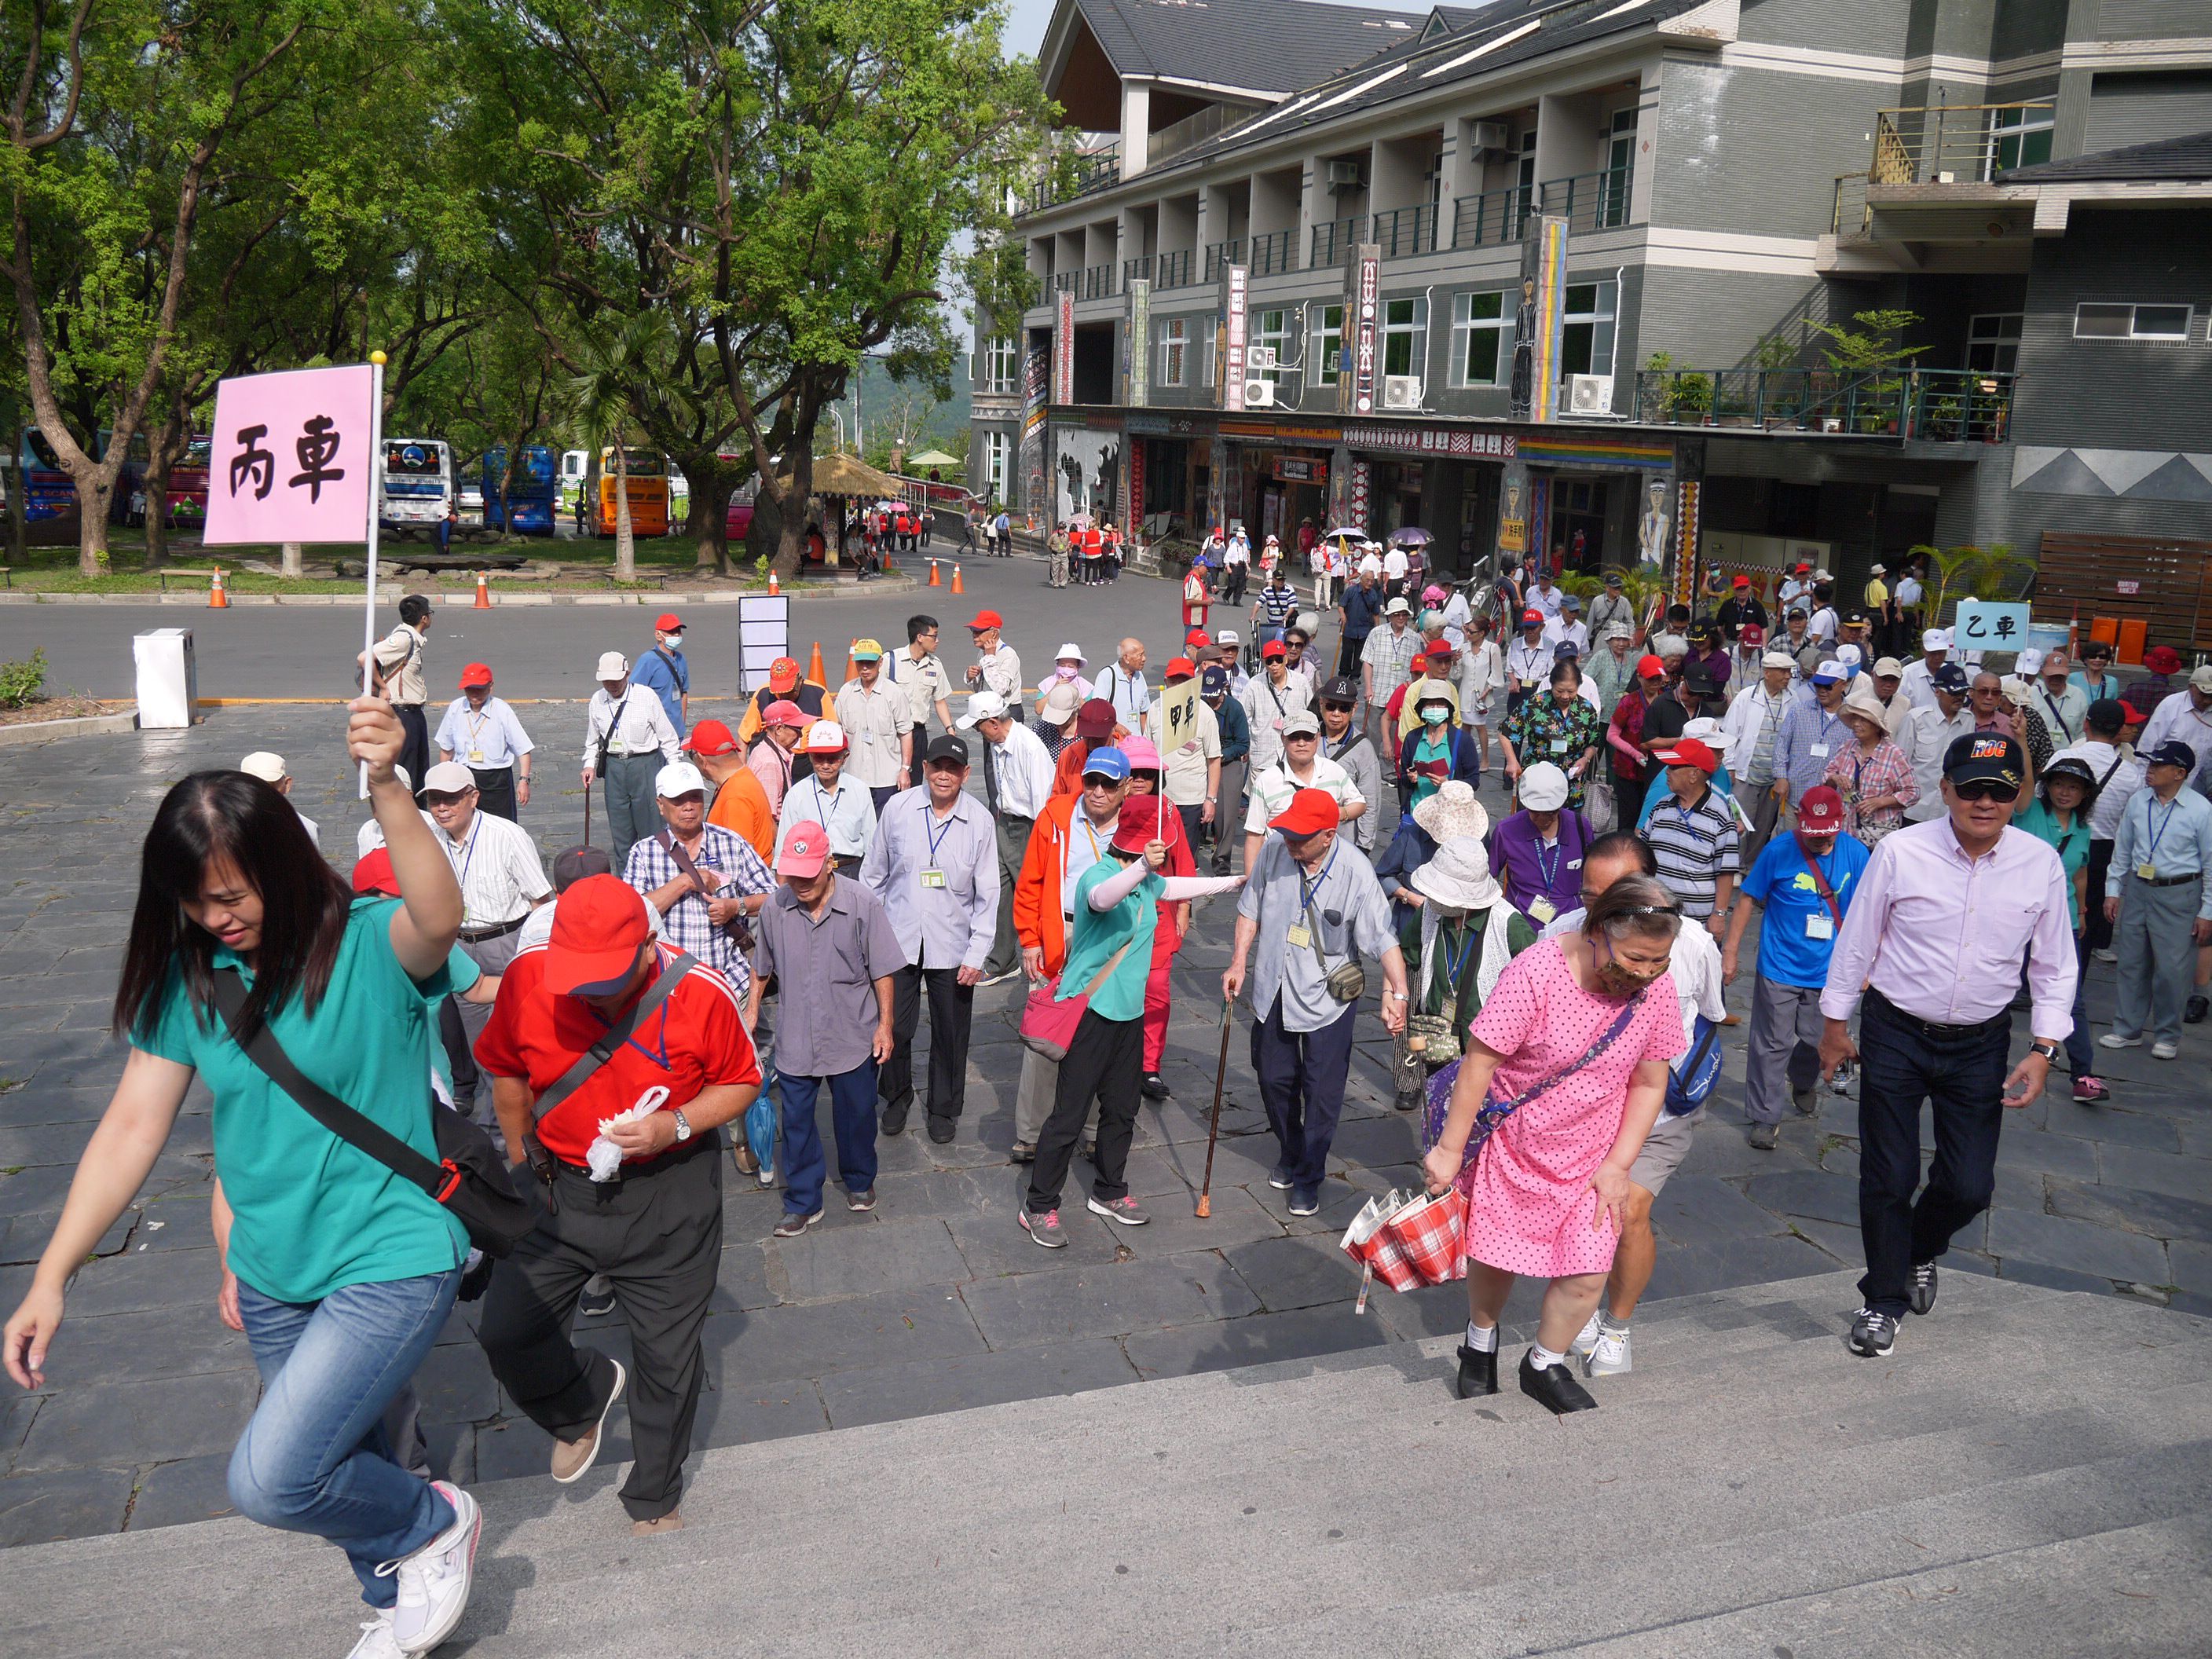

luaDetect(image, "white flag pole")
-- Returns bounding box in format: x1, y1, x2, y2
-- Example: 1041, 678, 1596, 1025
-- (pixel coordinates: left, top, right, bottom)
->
359, 350, 388, 798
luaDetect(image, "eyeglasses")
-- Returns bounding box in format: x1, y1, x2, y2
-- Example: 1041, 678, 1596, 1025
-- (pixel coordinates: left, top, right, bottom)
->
1954, 780, 2020, 804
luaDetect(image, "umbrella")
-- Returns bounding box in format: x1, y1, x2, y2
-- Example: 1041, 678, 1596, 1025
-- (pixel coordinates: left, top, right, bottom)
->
1324, 526, 1365, 542
1389, 526, 1433, 546
1064, 511, 1093, 529
905, 448, 961, 468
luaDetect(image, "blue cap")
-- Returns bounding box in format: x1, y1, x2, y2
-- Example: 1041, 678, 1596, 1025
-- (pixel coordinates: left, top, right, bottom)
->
1201, 665, 1229, 697
1080, 745, 1131, 783
2144, 739, 2199, 773
1932, 662, 1970, 694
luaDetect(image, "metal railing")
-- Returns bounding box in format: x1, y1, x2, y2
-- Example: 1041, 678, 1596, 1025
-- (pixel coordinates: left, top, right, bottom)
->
1203, 239, 1246, 284
1024, 141, 1122, 214
1249, 229, 1296, 276
1309, 214, 1367, 267
1831, 172, 1871, 236
1148, 101, 1261, 168
1867, 102, 2056, 185
1155, 247, 1195, 290
1452, 185, 1529, 250
1633, 367, 2016, 441
1052, 264, 1115, 300
1123, 255, 1153, 289
1371, 203, 1439, 259
1539, 169, 1633, 233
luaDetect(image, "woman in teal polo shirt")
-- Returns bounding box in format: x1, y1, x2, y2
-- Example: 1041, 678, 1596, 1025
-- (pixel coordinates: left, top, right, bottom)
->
2, 700, 485, 1659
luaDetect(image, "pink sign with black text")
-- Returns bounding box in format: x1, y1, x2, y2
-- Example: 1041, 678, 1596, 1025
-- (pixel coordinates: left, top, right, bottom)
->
203, 364, 376, 545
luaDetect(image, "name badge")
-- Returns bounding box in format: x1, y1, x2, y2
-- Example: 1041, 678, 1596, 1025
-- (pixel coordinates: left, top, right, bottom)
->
1549, 738, 1569, 753
1527, 897, 1557, 924
467, 749, 485, 764
1805, 914, 1835, 940
2139, 862, 2159, 881
1285, 924, 1313, 948
1808, 743, 1830, 759
921, 869, 947, 889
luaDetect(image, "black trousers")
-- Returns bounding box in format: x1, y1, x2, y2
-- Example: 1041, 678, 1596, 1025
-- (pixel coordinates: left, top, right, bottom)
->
880, 963, 975, 1123
471, 764, 517, 821
1337, 634, 1368, 678
477, 1141, 723, 1522
1612, 766, 1649, 832
1855, 989, 2009, 1319
2084, 837, 2116, 953
1026, 1009, 1142, 1213
393, 703, 430, 787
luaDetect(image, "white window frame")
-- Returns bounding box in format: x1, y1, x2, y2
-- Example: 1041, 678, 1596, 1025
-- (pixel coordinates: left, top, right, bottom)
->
983, 336, 1020, 394
983, 430, 1009, 504
1560, 279, 1618, 381
1199, 312, 1219, 393
1159, 317, 1188, 386
1449, 289, 1513, 387
1382, 296, 1428, 381
2074, 302, 2192, 342
1312, 303, 1345, 386
1253, 308, 1293, 386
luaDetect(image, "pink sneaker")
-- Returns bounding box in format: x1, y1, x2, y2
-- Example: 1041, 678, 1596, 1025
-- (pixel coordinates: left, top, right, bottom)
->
2072, 1075, 2110, 1104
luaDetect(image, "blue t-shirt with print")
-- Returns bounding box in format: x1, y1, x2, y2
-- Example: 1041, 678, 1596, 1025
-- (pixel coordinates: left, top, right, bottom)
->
1740, 833, 1871, 989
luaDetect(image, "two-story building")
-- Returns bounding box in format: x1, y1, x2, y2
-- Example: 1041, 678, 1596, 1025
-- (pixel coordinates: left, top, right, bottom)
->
972, 0, 2212, 616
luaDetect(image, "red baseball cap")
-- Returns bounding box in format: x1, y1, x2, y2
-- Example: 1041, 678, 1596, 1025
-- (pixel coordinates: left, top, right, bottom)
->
1261, 639, 1287, 659
1794, 561, 1811, 572
969, 610, 1004, 632
1075, 697, 1118, 739
654, 612, 684, 632
350, 848, 400, 897
457, 661, 493, 689
684, 719, 740, 757
1268, 786, 1340, 837
768, 656, 801, 692
1521, 609, 1544, 625
1741, 624, 1766, 646
1732, 575, 1751, 588
1165, 657, 1196, 680
1654, 738, 1719, 774
544, 875, 654, 996
1637, 654, 1668, 679
778, 819, 831, 878
1796, 785, 1845, 833
1185, 628, 1208, 647
762, 698, 807, 729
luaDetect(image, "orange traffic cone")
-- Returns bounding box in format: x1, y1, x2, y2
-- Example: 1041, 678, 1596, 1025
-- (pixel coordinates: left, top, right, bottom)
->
928, 558, 941, 587
806, 639, 826, 687
208, 566, 229, 609
767, 567, 780, 596
950, 563, 965, 595
845, 639, 859, 682
474, 570, 491, 609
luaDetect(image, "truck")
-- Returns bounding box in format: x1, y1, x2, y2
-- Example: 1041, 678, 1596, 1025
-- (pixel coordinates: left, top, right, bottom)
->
482, 445, 557, 535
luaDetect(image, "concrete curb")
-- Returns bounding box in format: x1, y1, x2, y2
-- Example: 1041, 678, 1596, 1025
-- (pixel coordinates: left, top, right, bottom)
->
0, 709, 137, 745
0, 575, 920, 607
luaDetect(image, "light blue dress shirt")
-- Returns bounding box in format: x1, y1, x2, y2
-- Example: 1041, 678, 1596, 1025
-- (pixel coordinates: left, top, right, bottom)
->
860, 787, 1000, 970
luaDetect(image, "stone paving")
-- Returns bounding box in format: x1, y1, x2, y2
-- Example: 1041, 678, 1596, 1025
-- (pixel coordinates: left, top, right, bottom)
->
2, 705, 2209, 1550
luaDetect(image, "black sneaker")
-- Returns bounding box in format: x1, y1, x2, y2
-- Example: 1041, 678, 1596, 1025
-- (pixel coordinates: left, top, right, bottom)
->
1909, 1262, 1938, 1317
1518, 1352, 1599, 1415
1287, 1186, 1321, 1217
1848, 1307, 1899, 1357
880, 1104, 910, 1137
1791, 1086, 1820, 1116
577, 1281, 616, 1320
1455, 1342, 1499, 1399
1748, 1121, 1780, 1150
1268, 1166, 1294, 1190
2188, 994, 2209, 1026
1140, 1072, 1171, 1101
926, 1115, 956, 1144
1009, 1141, 1036, 1165
771, 1209, 825, 1239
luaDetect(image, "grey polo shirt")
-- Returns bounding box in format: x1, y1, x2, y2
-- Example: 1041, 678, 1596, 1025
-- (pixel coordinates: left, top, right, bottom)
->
859, 787, 999, 971
749, 877, 905, 1078
1237, 837, 1397, 1033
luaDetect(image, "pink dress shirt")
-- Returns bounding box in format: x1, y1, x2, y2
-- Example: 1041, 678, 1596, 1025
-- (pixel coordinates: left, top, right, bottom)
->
1820, 816, 2077, 1039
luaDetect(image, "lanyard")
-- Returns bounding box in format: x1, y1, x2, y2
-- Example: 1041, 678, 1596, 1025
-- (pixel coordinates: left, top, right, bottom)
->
595, 994, 672, 1071
1298, 845, 1337, 915
1533, 832, 1563, 893
924, 802, 960, 867
464, 706, 494, 753
1077, 816, 1104, 863
446, 816, 482, 920
2145, 793, 2178, 862
1434, 921, 1477, 1002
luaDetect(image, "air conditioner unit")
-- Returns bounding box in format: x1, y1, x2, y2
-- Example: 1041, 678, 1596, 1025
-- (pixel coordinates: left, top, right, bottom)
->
1326, 159, 1365, 192
1243, 380, 1276, 407
1246, 345, 1276, 371
1469, 121, 1510, 154
1567, 373, 1614, 415
1382, 375, 1423, 410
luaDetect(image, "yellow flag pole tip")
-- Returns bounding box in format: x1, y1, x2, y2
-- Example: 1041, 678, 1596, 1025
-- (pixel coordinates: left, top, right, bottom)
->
370, 350, 388, 366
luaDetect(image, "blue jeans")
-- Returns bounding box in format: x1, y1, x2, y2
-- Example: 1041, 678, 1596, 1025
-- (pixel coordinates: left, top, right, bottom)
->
232, 1270, 460, 1607
779, 1063, 878, 1215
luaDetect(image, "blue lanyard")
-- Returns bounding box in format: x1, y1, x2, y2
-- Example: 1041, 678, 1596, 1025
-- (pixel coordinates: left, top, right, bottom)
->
1435, 921, 1477, 998
1533, 832, 1562, 892
2145, 794, 2177, 862
1298, 846, 1337, 914
924, 803, 959, 867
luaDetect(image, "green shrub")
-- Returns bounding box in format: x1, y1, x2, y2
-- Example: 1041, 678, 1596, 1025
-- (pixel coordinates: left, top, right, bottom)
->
0, 647, 46, 709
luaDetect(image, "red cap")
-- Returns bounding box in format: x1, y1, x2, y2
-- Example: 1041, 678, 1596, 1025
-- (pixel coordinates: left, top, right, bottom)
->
1795, 561, 1811, 572
1637, 654, 1668, 679
1111, 796, 1170, 853
1185, 628, 1208, 646
1732, 575, 1751, 588
458, 661, 493, 690
1796, 785, 1845, 833
654, 612, 684, 632
1741, 624, 1766, 646
1267, 786, 1340, 837
350, 848, 400, 897
762, 698, 807, 729
683, 719, 740, 757
1521, 610, 1544, 625
1261, 639, 1287, 659
777, 820, 831, 878
1165, 657, 1196, 679
1654, 738, 1719, 774
1075, 698, 1118, 739
969, 610, 1003, 632
768, 656, 800, 692
543, 875, 654, 996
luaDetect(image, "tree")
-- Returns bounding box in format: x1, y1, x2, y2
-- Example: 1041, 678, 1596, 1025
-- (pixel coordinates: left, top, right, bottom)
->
567, 320, 655, 581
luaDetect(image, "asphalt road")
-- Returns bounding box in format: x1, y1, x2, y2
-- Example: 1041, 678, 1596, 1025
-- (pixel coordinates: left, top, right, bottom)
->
0, 559, 1228, 702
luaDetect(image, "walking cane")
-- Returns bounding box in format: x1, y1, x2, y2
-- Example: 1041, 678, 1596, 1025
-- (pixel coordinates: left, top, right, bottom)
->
1196, 995, 1233, 1218
582, 772, 593, 848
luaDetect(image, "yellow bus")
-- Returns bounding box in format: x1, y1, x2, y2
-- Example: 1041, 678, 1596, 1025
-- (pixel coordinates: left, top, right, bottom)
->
587, 446, 670, 538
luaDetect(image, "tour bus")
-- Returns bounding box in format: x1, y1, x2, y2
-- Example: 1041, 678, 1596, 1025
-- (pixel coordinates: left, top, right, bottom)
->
20, 427, 207, 529
482, 445, 558, 535
583, 445, 670, 538
18, 427, 85, 522
558, 448, 588, 518
165, 435, 211, 528
379, 438, 454, 537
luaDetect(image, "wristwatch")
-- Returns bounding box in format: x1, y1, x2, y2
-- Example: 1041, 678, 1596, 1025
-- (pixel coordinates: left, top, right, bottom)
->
671, 1109, 693, 1143
2028, 1041, 2062, 1064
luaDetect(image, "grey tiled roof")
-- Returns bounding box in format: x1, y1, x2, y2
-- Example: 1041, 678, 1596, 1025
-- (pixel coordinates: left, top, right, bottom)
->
1999, 130, 2212, 184
1070, 0, 1428, 96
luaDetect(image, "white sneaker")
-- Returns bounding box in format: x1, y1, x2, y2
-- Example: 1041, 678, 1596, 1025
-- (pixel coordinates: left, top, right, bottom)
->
1584, 1325, 1632, 1376
2100, 1031, 2144, 1049
2152, 1039, 2179, 1060
2092, 947, 2118, 964
383, 1481, 479, 1654
346, 1612, 403, 1659
1569, 1310, 1602, 1357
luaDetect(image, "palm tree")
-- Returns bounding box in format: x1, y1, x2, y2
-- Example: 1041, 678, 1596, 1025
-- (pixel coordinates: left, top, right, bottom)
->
567, 324, 655, 583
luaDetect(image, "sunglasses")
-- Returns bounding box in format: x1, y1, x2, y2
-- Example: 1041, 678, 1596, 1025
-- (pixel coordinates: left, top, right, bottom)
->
1953, 781, 2020, 804
1320, 701, 1354, 714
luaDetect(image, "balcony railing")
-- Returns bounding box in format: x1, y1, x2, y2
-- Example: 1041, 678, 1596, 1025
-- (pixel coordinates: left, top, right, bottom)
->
1538, 169, 1633, 233
1249, 229, 1296, 276
1203, 239, 1245, 284
1051, 265, 1115, 300
1634, 367, 2016, 441
1024, 140, 1122, 214
1452, 186, 1528, 250
1155, 247, 1195, 290
1868, 102, 2056, 186
1830, 172, 1872, 236
1123, 255, 1152, 289
1371, 203, 1439, 259
1148, 101, 1261, 168
1309, 214, 1367, 268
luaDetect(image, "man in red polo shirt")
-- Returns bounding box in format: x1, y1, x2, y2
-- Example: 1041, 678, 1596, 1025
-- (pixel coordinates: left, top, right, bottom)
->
473, 875, 760, 1536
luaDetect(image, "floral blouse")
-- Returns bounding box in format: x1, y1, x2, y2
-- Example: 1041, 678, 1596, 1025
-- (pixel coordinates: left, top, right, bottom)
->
1824, 737, 1918, 846
1507, 693, 1603, 809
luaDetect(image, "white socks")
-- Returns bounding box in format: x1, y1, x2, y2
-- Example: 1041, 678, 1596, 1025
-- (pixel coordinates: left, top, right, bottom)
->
1529, 1342, 1566, 1372
1464, 1320, 1499, 1353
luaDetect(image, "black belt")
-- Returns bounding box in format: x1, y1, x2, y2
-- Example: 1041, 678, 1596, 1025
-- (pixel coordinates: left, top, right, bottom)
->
538, 1127, 718, 1185
459, 916, 526, 943
1866, 986, 2008, 1040
2130, 870, 2203, 889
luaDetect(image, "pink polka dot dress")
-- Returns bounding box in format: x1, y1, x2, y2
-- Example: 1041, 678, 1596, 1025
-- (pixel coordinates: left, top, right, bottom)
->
1460, 939, 1686, 1278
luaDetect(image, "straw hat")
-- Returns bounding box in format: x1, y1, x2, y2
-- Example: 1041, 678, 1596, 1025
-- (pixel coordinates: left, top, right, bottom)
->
1840, 685, 1891, 733
1412, 778, 1488, 843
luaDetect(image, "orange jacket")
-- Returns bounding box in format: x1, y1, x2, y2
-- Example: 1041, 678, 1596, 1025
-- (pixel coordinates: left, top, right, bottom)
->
1013, 793, 1113, 976
1049, 727, 1131, 798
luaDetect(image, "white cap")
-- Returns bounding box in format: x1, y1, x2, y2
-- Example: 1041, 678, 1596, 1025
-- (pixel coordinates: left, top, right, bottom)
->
1518, 762, 1569, 811
655, 760, 707, 797
1924, 628, 1950, 651
1053, 643, 1085, 664
1836, 643, 1863, 667
1815, 568, 1833, 581
2016, 647, 2045, 676
239, 751, 287, 784
958, 690, 1010, 728
595, 650, 630, 680
1384, 596, 1412, 615
1813, 660, 1846, 683
801, 719, 848, 754
1761, 650, 1796, 670
422, 760, 475, 794
1683, 716, 1723, 742
1215, 628, 1240, 645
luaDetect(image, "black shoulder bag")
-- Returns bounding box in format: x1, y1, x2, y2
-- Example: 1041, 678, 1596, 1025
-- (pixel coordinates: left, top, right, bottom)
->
657, 830, 754, 950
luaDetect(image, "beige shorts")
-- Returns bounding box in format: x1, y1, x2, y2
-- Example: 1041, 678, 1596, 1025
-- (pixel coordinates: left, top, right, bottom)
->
1628, 1104, 1702, 1197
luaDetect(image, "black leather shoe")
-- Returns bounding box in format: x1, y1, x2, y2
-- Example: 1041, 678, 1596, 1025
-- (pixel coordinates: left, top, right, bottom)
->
1909, 1262, 1938, 1317
1455, 1343, 1499, 1399
926, 1115, 956, 1144
2188, 994, 2209, 1026
1140, 1072, 1172, 1101
880, 1104, 909, 1137
1519, 1353, 1599, 1415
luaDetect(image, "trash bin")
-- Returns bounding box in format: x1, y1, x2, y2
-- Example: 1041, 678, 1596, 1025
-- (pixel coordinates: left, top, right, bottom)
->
134, 628, 197, 728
